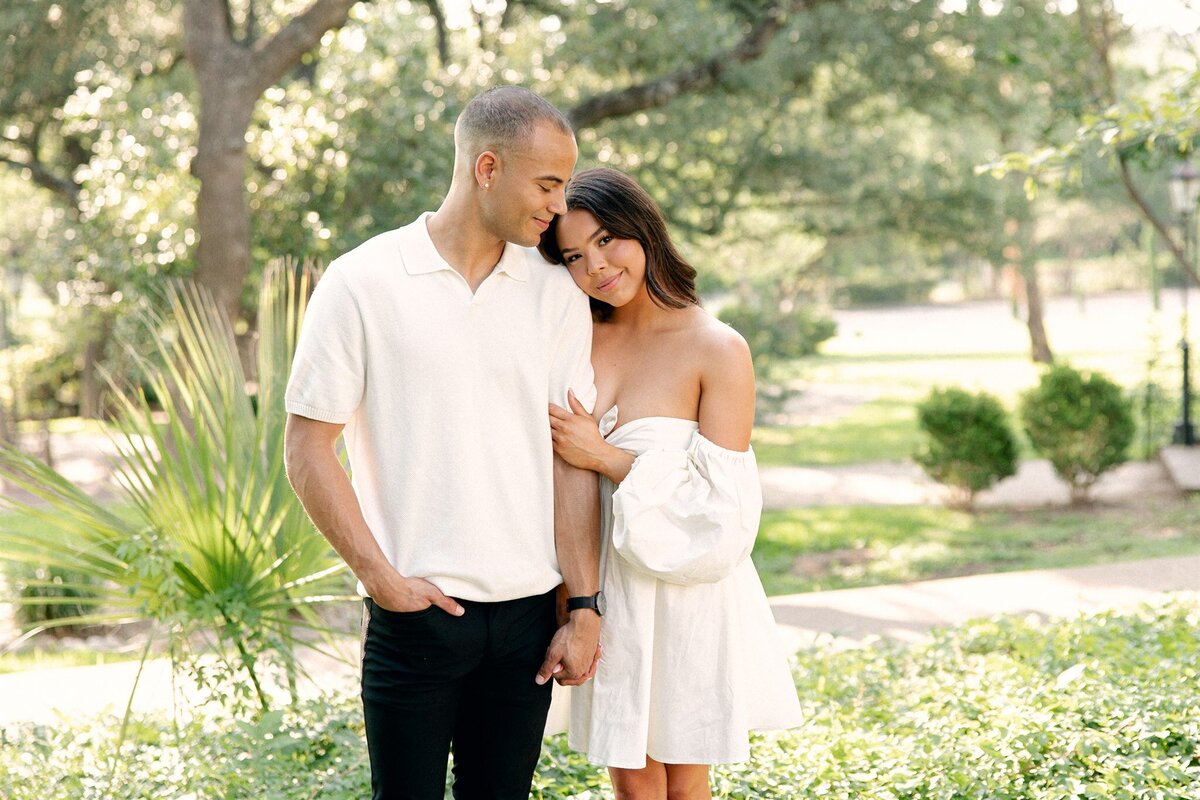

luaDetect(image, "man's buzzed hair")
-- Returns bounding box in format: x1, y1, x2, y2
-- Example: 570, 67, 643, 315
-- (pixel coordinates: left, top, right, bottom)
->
455, 85, 573, 164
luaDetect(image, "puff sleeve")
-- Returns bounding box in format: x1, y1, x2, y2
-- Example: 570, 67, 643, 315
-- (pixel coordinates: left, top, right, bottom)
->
609, 430, 763, 585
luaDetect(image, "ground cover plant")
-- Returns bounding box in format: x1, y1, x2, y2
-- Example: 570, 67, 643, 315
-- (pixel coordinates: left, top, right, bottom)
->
0, 599, 1196, 799
753, 501, 1200, 596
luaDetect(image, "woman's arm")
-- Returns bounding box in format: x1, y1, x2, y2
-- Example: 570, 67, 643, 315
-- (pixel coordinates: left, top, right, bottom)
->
549, 391, 636, 484
696, 327, 756, 451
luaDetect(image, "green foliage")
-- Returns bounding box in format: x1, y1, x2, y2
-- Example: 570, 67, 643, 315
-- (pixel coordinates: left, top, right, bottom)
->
1020, 364, 1135, 504
915, 387, 1019, 508
1129, 380, 1179, 460
0, 265, 353, 715
2, 600, 1199, 798
4, 562, 102, 636
753, 501, 1200, 596
718, 302, 836, 374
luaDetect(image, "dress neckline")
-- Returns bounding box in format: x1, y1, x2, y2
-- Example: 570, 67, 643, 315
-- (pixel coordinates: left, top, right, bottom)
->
599, 405, 699, 439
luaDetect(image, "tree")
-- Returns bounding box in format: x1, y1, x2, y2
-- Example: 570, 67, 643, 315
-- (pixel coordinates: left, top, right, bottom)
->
183, 0, 359, 322
988, 1, 1200, 287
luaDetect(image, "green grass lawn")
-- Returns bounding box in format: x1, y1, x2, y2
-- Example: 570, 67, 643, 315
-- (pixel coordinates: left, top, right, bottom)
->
752, 397, 924, 465
0, 646, 147, 675
753, 500, 1200, 596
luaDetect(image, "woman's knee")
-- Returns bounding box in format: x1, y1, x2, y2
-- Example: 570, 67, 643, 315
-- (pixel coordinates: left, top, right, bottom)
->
610, 762, 667, 800
664, 763, 711, 800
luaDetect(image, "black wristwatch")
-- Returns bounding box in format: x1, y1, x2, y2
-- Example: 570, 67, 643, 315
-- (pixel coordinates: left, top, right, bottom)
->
566, 590, 606, 617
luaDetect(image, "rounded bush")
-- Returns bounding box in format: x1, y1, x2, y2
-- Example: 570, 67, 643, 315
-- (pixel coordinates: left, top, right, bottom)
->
915, 387, 1018, 508
1019, 364, 1134, 503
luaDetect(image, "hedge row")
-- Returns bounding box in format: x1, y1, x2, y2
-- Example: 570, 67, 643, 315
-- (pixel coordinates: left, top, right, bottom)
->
1, 598, 1197, 799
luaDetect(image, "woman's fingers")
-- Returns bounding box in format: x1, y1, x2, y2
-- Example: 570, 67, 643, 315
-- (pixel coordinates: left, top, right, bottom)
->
566, 389, 588, 416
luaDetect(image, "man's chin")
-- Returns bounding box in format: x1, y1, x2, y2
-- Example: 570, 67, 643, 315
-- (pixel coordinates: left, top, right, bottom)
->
508, 231, 540, 248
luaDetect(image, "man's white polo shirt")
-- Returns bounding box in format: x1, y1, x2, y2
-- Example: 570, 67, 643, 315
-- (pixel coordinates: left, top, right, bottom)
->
285, 213, 596, 603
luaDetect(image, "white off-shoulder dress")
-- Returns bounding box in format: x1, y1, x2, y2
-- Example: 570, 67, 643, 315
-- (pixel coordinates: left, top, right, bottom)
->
569, 407, 802, 769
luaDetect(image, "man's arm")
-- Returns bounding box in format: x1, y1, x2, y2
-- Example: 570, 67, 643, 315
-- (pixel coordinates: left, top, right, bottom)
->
535, 453, 601, 686
284, 413, 463, 616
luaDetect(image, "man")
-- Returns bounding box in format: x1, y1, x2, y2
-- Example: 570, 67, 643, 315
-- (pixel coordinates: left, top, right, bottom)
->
283, 86, 602, 800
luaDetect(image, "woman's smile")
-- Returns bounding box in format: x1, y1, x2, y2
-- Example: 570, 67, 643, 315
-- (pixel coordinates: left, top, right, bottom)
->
596, 272, 622, 293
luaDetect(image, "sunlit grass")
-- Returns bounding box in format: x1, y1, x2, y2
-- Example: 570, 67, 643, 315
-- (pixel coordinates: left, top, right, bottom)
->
752, 398, 923, 465
15, 417, 112, 436
753, 499, 1200, 596
0, 646, 150, 675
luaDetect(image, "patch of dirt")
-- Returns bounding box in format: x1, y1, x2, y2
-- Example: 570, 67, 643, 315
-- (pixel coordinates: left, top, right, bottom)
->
791, 547, 876, 578
758, 383, 882, 427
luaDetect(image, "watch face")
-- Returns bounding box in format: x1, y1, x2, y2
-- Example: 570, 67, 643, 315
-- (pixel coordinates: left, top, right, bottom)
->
595, 590, 606, 616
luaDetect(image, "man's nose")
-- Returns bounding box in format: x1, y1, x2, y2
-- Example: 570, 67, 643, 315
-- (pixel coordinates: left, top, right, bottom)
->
549, 187, 567, 216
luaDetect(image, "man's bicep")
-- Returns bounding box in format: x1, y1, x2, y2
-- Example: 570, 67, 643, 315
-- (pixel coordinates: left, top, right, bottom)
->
284, 413, 345, 459
286, 270, 367, 421
550, 292, 597, 412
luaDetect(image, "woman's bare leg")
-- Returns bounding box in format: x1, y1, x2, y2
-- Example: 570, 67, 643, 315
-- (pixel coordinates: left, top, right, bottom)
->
664, 763, 712, 800
609, 757, 711, 800
610, 757, 666, 800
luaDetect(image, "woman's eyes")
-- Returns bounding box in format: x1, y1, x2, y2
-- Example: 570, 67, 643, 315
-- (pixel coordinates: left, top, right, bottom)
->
563, 235, 612, 264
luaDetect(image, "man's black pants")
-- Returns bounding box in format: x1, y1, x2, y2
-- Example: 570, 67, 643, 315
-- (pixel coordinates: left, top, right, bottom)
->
360, 589, 557, 800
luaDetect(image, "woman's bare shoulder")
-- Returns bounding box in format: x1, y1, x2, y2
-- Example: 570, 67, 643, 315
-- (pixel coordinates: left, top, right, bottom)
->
689, 308, 752, 369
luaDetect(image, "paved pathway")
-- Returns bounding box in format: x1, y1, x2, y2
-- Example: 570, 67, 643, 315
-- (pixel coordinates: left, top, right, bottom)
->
3, 555, 1198, 727
769, 553, 1200, 652
758, 457, 1182, 509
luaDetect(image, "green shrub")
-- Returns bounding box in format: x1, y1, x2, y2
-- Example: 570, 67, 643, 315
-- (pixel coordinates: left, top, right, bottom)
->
5, 562, 102, 637
3, 599, 1198, 799
1020, 364, 1135, 504
1128, 380, 1178, 460
718, 302, 837, 372
0, 265, 354, 716
915, 388, 1019, 509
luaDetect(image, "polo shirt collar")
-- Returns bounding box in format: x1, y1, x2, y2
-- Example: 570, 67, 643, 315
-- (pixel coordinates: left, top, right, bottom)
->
399, 212, 529, 282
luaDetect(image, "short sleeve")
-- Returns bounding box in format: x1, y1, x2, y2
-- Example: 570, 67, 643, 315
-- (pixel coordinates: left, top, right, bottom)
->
610, 431, 763, 585
549, 286, 597, 414
285, 267, 366, 423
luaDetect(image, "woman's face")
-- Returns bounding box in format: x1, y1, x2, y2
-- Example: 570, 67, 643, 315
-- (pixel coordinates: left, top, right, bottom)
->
555, 208, 647, 308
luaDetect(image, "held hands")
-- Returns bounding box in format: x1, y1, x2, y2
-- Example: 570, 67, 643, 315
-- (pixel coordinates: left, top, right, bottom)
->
536, 613, 602, 686
549, 390, 607, 471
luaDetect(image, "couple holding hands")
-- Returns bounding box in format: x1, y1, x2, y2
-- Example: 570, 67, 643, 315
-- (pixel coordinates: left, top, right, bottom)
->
284, 86, 800, 800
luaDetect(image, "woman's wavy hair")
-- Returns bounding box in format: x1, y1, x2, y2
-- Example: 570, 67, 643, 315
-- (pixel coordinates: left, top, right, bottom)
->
538, 167, 699, 321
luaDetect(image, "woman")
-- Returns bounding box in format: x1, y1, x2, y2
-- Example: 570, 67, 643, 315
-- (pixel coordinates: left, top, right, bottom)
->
538, 168, 802, 800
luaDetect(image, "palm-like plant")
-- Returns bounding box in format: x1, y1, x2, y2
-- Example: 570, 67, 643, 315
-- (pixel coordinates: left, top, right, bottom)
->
0, 263, 353, 714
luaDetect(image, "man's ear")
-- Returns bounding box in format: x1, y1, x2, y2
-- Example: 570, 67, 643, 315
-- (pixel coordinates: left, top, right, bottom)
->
475, 151, 498, 189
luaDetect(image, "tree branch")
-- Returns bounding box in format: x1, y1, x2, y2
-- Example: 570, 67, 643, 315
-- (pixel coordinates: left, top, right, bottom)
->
0, 155, 80, 203
183, 0, 236, 73
1078, 0, 1199, 284
567, 0, 835, 129
422, 0, 450, 68
1118, 154, 1199, 285
250, 0, 359, 97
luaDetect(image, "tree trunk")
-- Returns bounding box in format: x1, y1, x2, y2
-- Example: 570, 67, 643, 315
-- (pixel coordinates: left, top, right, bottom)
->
78, 308, 113, 420
192, 78, 258, 325
1021, 257, 1054, 364
183, 0, 359, 324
